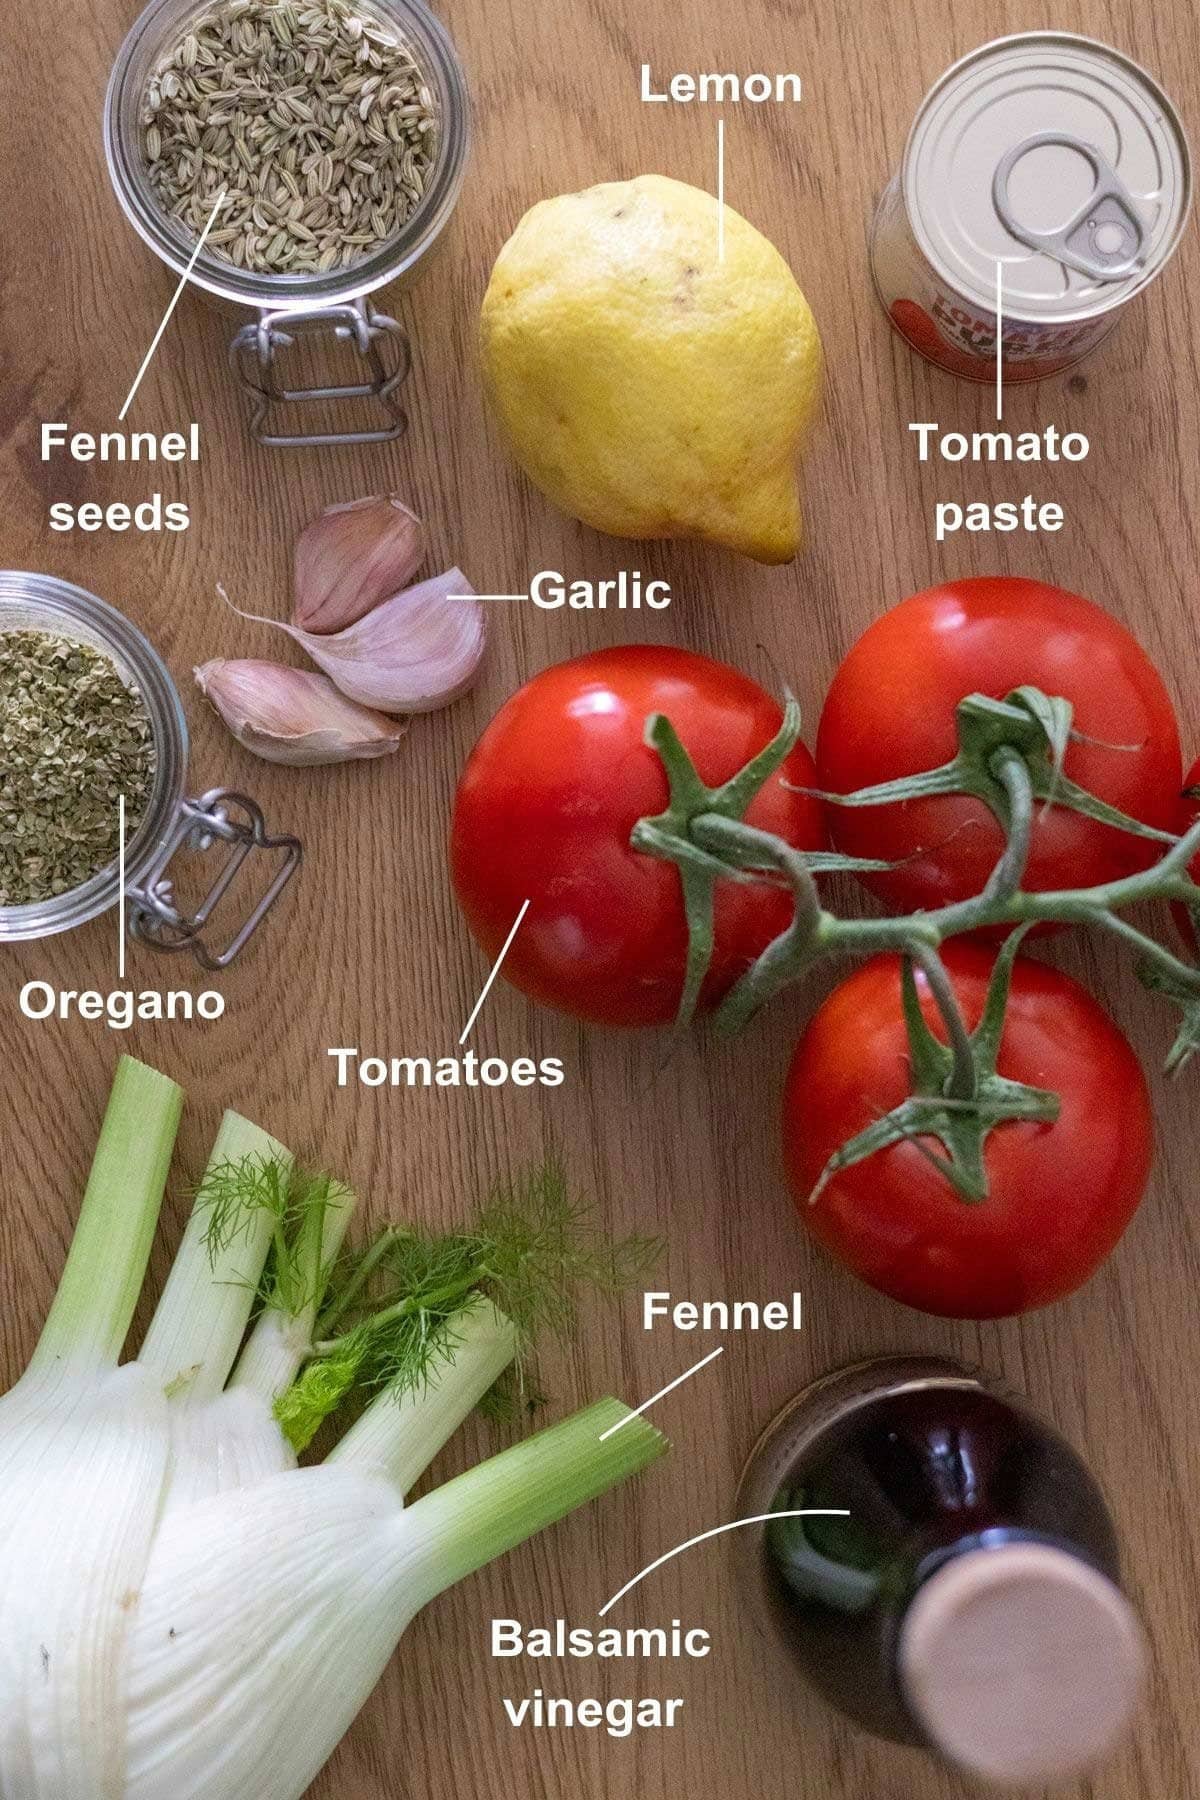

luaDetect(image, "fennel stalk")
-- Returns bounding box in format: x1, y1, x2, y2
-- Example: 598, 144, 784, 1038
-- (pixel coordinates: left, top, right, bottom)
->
0, 1057, 667, 1800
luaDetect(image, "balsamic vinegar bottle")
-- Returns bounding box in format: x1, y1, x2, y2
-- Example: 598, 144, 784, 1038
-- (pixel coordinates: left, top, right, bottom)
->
738, 1358, 1146, 1788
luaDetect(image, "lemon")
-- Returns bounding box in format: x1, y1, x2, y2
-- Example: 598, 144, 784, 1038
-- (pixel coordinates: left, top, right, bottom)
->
480, 174, 823, 565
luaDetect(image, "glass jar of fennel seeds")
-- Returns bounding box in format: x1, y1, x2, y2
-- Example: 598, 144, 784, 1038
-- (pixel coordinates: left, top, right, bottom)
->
0, 574, 300, 967
104, 0, 470, 446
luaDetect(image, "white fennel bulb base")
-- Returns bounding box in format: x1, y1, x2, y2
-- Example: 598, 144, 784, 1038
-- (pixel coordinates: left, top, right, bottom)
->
0, 1058, 181, 1800
126, 1399, 664, 1800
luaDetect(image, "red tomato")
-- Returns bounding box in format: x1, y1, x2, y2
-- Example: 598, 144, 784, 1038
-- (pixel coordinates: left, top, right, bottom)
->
815, 577, 1182, 915
782, 946, 1152, 1319
451, 646, 823, 1027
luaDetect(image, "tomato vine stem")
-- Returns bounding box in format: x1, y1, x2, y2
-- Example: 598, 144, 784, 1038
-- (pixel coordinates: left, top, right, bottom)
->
982, 748, 1034, 902
807, 933, 1060, 1205
635, 683, 1200, 1199
703, 800, 1200, 1035
797, 688, 1179, 848
629, 696, 891, 1031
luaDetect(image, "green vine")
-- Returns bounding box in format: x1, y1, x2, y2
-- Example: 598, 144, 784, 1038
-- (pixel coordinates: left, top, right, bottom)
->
629, 695, 891, 1030
633, 685, 1200, 1200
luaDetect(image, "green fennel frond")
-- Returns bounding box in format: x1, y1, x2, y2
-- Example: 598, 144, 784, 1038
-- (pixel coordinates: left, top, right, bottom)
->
276, 1161, 660, 1452
195, 1154, 342, 1318
272, 1332, 365, 1452
196, 1153, 292, 1260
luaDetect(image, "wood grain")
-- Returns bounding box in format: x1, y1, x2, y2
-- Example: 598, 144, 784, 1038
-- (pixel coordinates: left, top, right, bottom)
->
2, 0, 1199, 1796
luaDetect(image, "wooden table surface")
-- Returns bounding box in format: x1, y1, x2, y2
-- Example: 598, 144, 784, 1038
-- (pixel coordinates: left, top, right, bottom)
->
2, 0, 1199, 1794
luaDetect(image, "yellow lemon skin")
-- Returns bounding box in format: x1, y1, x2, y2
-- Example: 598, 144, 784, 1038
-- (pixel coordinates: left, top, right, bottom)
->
480, 175, 824, 565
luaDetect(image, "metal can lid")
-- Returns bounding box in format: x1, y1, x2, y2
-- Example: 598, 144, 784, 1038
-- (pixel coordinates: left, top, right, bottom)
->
904, 32, 1192, 322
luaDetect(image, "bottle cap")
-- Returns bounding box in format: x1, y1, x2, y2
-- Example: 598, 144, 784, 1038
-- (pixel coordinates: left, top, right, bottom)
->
899, 1542, 1147, 1787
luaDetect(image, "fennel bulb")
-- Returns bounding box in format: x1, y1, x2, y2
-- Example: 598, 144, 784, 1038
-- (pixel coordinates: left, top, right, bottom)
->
0, 1056, 667, 1800
0, 1058, 180, 1800
126, 1398, 660, 1800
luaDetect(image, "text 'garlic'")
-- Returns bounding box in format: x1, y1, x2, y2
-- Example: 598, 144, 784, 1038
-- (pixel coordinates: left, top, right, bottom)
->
294, 495, 425, 635
195, 660, 407, 766
228, 571, 487, 714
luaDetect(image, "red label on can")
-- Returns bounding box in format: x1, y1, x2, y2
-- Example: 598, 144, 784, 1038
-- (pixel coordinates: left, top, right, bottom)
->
870, 179, 1115, 383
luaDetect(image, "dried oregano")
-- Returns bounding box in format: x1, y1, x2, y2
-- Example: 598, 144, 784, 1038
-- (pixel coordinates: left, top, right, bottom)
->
140, 0, 437, 275
0, 631, 156, 907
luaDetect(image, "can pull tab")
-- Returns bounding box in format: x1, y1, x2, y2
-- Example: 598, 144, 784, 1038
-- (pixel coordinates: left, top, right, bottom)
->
993, 133, 1147, 282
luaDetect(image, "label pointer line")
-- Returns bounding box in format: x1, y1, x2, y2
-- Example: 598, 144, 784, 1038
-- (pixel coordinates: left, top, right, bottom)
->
459, 897, 530, 1044
119, 186, 226, 421
597, 1510, 851, 1617
599, 1346, 725, 1442
118, 794, 127, 982
995, 260, 1004, 422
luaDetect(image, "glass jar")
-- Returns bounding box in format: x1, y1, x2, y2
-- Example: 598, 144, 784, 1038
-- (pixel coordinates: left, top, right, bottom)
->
104, 0, 471, 445
0, 573, 300, 966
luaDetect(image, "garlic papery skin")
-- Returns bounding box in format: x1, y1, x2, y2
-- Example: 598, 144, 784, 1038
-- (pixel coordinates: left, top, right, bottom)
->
195, 660, 407, 765
293, 494, 425, 634
226, 571, 487, 715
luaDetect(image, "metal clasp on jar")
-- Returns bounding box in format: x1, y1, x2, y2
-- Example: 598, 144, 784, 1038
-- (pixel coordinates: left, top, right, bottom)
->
229, 297, 411, 448
129, 788, 301, 970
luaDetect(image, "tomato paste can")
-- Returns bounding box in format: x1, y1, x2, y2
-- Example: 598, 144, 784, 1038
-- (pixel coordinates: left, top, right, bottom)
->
870, 33, 1192, 382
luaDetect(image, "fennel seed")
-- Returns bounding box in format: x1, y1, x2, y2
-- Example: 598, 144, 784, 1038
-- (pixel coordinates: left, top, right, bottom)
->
139, 0, 437, 276
0, 631, 155, 908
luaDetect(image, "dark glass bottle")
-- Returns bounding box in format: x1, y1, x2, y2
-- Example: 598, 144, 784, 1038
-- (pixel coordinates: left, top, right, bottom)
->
738, 1357, 1146, 1787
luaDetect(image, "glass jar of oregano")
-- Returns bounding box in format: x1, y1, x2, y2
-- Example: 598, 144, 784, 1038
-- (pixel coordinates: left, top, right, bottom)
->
0, 574, 300, 968
104, 0, 470, 446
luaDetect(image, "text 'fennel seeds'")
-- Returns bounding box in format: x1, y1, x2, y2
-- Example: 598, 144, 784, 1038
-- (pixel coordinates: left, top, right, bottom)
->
140, 0, 437, 275
0, 631, 155, 907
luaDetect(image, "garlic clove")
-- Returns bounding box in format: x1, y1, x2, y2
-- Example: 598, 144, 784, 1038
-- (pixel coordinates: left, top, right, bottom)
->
293, 495, 426, 634
223, 571, 487, 715
195, 660, 408, 766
